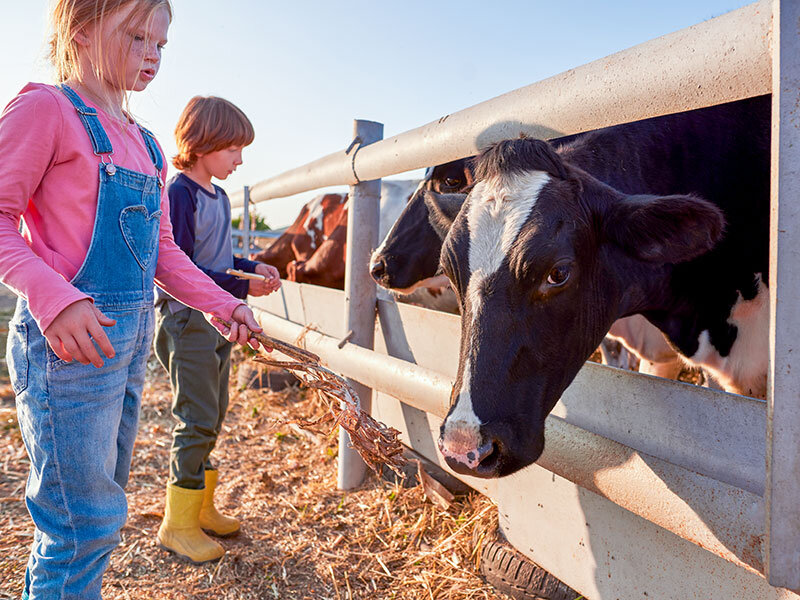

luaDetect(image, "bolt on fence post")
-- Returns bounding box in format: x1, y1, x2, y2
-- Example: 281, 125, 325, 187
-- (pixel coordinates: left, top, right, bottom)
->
338, 119, 384, 490
241, 185, 251, 258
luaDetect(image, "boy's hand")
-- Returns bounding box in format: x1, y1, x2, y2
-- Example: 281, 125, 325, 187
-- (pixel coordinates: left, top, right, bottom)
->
247, 278, 269, 297
43, 299, 117, 367
208, 304, 271, 351
255, 263, 281, 292
248, 264, 281, 296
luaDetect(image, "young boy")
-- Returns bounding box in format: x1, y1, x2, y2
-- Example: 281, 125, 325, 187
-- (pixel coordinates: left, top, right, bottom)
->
154, 96, 280, 563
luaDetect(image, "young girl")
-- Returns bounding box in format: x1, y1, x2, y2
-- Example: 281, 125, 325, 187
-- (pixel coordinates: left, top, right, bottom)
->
0, 1, 264, 597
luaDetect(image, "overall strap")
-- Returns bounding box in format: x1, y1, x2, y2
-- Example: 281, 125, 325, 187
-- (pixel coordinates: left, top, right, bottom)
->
57, 84, 114, 156
136, 125, 164, 173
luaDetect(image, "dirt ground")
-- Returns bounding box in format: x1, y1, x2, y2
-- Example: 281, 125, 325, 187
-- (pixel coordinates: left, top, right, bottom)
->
0, 285, 513, 599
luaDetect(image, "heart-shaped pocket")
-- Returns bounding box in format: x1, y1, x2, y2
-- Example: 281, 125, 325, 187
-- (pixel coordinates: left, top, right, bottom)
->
120, 205, 162, 271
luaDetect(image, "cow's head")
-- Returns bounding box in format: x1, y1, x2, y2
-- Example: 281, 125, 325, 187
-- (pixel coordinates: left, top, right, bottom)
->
370, 158, 473, 293
438, 138, 724, 477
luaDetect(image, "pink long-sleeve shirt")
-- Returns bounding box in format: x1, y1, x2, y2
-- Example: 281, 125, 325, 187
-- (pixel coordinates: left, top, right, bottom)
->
0, 83, 243, 332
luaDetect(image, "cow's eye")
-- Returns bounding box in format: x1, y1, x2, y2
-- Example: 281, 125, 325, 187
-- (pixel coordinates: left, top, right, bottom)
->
546, 265, 570, 286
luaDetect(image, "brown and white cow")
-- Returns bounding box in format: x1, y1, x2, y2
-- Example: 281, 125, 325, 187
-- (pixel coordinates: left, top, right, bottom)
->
285, 200, 348, 288
253, 192, 347, 278
437, 95, 770, 478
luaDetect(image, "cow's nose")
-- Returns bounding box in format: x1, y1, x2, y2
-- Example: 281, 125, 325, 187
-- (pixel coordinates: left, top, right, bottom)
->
438, 431, 498, 473
370, 256, 386, 282
442, 441, 496, 471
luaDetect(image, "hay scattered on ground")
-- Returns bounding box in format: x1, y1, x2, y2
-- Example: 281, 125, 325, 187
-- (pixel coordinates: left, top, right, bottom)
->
0, 349, 508, 600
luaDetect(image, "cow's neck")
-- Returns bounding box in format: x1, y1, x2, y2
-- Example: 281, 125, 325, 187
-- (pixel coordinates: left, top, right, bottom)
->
629, 270, 738, 362
604, 259, 700, 357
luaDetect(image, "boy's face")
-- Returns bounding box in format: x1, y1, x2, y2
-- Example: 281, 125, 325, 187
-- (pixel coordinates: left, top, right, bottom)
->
197, 147, 245, 181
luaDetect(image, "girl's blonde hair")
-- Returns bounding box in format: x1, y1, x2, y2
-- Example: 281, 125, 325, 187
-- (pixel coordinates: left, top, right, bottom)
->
173, 97, 255, 171
49, 0, 172, 86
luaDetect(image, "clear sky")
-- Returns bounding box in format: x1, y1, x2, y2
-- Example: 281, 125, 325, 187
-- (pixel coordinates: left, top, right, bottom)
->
2, 0, 753, 228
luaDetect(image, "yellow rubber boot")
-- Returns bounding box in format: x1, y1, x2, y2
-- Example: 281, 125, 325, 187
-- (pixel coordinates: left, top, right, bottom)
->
157, 484, 224, 563
198, 470, 240, 537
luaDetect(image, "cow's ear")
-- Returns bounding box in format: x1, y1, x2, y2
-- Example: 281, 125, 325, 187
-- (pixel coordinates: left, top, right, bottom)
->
605, 194, 725, 263
424, 191, 467, 241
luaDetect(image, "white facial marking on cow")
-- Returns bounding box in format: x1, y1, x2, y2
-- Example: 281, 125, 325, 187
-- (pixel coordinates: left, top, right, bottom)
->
302, 194, 328, 250
464, 172, 549, 324
440, 358, 483, 464
688, 275, 769, 398
443, 171, 550, 449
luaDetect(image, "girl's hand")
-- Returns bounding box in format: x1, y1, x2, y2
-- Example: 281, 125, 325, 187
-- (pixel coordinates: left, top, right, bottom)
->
208, 304, 266, 350
43, 299, 117, 367
254, 263, 281, 294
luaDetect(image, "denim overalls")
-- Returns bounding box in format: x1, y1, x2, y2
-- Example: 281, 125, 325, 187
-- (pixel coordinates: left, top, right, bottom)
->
6, 85, 164, 600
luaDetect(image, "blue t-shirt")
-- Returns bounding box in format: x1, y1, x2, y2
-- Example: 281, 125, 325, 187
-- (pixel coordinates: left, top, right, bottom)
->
155, 172, 259, 312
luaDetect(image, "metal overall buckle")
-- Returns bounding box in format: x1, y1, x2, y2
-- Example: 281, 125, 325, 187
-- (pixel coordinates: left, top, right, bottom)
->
97, 151, 116, 176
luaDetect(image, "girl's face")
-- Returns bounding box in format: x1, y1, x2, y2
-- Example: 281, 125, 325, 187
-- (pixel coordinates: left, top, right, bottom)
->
82, 3, 171, 92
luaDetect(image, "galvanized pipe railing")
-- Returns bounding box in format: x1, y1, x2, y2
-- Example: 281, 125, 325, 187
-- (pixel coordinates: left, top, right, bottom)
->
231, 0, 770, 208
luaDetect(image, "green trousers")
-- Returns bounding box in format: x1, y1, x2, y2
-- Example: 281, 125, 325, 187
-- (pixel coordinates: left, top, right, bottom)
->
154, 305, 232, 489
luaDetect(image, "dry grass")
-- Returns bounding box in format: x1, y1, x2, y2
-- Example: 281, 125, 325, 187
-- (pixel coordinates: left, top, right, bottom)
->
0, 350, 509, 600
248, 331, 407, 477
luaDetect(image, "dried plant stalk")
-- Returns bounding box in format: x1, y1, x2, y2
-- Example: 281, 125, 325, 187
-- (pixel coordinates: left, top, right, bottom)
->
224, 321, 407, 476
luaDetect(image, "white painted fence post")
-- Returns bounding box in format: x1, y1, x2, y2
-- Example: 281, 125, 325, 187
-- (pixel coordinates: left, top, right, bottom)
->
241, 185, 251, 258
765, 0, 800, 589
338, 119, 384, 490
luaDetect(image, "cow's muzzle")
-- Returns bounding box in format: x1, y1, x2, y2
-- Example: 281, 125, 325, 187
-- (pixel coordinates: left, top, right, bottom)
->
369, 255, 389, 286
438, 421, 544, 478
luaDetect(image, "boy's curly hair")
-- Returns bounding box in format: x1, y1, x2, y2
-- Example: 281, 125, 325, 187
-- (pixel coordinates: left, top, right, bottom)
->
173, 96, 255, 170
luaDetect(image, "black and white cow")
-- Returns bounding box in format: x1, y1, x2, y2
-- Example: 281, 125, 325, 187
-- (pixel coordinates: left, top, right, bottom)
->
370, 158, 474, 294
370, 131, 692, 376
436, 95, 770, 478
